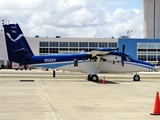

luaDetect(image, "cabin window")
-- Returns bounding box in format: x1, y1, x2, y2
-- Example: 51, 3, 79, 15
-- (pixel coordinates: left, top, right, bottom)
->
126, 56, 132, 62
110, 60, 115, 65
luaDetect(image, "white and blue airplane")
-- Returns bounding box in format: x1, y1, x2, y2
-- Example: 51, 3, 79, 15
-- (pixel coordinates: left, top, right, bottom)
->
3, 23, 159, 81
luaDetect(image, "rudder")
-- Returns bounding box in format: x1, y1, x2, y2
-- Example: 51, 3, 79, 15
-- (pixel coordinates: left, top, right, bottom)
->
3, 24, 34, 64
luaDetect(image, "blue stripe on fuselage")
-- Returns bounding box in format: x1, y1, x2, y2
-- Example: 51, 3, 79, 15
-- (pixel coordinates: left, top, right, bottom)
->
131, 59, 154, 68
125, 61, 154, 70
24, 53, 89, 64
33, 59, 155, 70
33, 60, 84, 69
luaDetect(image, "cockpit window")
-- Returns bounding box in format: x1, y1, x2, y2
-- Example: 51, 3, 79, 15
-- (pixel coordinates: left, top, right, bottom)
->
126, 56, 132, 62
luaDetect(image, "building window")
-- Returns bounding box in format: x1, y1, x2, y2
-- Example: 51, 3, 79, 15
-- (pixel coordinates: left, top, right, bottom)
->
157, 43, 160, 48
148, 43, 156, 49
68, 48, 79, 53
79, 48, 88, 51
137, 42, 159, 61
158, 55, 160, 61
99, 42, 108, 47
69, 42, 78, 47
69, 48, 78, 51
137, 43, 147, 49
109, 42, 117, 47
39, 48, 49, 53
50, 42, 58, 47
138, 49, 147, 52
148, 55, 156, 61
148, 49, 156, 52
49, 48, 58, 53
60, 42, 68, 47
59, 48, 68, 51
89, 42, 98, 47
138, 55, 147, 61
89, 48, 96, 51
79, 42, 88, 47
40, 42, 48, 47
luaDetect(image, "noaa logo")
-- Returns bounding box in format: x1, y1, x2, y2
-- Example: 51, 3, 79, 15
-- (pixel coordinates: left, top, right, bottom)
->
6, 33, 24, 42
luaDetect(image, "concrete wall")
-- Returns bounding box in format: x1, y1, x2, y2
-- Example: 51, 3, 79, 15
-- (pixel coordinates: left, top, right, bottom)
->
144, 0, 160, 38
155, 0, 160, 38
0, 31, 8, 65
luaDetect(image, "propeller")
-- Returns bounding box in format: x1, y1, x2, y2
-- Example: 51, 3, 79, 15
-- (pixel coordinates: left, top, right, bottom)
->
121, 45, 125, 67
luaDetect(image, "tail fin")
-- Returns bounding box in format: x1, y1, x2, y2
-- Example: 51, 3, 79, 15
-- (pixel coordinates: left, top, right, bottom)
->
3, 23, 34, 64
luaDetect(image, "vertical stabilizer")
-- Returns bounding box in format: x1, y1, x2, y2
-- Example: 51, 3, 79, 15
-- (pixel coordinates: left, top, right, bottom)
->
3, 24, 34, 64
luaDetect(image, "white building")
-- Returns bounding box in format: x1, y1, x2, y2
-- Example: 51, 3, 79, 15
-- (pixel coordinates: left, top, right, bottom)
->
0, 30, 118, 68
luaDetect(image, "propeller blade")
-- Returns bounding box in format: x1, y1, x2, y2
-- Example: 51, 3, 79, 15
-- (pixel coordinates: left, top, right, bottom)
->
121, 45, 125, 67
121, 56, 124, 67
122, 45, 125, 53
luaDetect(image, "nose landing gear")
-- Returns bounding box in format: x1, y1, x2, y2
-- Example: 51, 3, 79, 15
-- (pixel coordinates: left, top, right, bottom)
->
133, 74, 140, 81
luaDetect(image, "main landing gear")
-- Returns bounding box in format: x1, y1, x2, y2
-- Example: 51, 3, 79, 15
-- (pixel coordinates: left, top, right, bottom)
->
87, 74, 99, 82
87, 74, 141, 82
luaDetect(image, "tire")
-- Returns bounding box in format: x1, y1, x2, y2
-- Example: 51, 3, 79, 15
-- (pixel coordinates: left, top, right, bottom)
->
133, 75, 140, 81
87, 74, 91, 81
90, 74, 99, 82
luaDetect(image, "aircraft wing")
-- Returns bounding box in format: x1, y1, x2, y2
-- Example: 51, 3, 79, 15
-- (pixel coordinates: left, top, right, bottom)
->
89, 48, 117, 57
85, 48, 118, 74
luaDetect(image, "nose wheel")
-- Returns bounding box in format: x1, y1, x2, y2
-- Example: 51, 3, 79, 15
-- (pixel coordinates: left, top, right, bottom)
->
87, 74, 99, 82
133, 74, 140, 81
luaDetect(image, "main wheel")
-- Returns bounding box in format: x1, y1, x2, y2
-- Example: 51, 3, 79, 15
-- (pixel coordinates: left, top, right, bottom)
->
90, 74, 99, 82
133, 75, 140, 81
87, 74, 91, 81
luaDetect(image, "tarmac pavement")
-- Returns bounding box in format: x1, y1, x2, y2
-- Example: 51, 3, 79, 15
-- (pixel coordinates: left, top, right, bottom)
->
0, 69, 160, 120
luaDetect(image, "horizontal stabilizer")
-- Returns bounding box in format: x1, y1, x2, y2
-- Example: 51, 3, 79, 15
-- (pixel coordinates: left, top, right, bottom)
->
13, 48, 28, 53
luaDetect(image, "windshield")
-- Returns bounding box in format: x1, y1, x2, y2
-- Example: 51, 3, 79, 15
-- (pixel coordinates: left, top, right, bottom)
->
125, 56, 132, 62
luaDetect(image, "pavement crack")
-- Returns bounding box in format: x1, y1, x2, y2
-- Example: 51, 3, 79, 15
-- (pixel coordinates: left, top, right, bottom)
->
37, 80, 59, 120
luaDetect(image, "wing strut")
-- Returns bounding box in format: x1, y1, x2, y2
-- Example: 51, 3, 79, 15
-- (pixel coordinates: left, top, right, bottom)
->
95, 56, 101, 69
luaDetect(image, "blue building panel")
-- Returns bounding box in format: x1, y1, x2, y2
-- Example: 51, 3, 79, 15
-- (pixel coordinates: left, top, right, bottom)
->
118, 38, 160, 59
